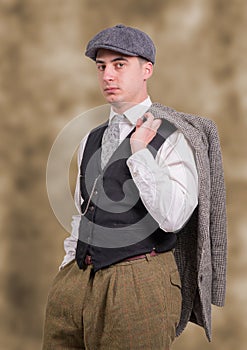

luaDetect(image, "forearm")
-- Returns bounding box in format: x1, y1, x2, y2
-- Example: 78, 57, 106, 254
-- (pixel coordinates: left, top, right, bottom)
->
127, 132, 198, 232
59, 135, 88, 269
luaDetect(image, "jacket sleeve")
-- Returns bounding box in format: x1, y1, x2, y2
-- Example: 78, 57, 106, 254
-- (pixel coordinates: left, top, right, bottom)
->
208, 120, 227, 306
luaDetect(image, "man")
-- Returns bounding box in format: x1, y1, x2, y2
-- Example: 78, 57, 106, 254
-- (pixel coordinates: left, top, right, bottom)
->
43, 24, 227, 349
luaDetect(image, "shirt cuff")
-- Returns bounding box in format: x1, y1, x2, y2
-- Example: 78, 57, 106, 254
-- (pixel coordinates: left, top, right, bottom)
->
127, 146, 155, 167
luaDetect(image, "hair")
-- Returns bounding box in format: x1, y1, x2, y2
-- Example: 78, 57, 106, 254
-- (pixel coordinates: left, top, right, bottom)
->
138, 57, 150, 65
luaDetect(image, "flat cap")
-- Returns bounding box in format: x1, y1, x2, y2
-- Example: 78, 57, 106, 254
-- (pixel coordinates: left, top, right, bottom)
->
85, 24, 156, 64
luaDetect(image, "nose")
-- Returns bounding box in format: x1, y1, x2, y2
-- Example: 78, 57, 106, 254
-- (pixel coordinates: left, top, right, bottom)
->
103, 64, 115, 82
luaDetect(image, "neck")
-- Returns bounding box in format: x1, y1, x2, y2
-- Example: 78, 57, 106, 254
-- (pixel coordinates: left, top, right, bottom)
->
111, 97, 149, 115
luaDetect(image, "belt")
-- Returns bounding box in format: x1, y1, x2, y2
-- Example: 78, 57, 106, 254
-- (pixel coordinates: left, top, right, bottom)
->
84, 250, 159, 266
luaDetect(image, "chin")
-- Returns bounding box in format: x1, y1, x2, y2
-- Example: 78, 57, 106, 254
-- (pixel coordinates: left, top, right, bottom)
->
105, 95, 122, 104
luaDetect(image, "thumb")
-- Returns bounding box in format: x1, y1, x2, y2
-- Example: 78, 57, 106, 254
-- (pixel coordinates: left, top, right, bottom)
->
136, 117, 143, 128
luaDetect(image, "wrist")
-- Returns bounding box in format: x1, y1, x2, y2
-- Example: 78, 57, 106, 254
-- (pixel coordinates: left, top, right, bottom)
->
130, 139, 146, 153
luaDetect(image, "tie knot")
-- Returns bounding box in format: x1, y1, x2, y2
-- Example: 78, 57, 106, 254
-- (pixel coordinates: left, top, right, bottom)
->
112, 114, 124, 124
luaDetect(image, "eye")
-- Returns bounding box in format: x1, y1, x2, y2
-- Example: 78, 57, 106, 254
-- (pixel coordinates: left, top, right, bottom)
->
116, 62, 125, 69
97, 65, 105, 71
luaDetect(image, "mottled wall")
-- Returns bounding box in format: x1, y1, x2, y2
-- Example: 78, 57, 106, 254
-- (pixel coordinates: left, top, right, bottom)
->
0, 0, 246, 349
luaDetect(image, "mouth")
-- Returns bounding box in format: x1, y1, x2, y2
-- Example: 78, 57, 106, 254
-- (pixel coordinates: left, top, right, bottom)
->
104, 86, 119, 94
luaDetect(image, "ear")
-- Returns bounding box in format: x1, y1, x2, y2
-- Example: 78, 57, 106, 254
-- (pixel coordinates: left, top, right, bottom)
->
143, 62, 153, 80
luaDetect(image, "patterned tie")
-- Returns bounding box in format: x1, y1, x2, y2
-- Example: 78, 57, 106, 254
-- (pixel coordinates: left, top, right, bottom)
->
101, 114, 124, 169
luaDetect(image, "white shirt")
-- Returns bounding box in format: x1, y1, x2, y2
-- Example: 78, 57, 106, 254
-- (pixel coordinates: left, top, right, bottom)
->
60, 97, 198, 268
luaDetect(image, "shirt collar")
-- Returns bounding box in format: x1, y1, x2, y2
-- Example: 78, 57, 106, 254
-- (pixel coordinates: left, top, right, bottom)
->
109, 97, 152, 125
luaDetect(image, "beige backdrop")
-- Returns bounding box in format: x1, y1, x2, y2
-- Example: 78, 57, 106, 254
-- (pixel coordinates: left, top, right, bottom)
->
1, 0, 246, 349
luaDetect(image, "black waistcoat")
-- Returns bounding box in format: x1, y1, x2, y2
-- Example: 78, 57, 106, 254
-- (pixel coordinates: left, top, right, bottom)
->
76, 119, 177, 271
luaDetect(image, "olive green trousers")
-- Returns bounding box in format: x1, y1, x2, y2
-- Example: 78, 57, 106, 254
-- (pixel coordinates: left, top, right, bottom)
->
42, 251, 181, 350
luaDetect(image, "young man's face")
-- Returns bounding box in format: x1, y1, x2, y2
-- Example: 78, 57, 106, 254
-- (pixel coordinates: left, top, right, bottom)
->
95, 49, 153, 111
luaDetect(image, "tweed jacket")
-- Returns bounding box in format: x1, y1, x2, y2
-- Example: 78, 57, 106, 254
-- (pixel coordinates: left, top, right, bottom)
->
148, 103, 227, 341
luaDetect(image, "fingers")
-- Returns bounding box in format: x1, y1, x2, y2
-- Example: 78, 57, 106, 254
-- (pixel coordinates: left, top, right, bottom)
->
140, 113, 161, 131
131, 113, 162, 153
143, 112, 154, 125
152, 118, 162, 130
136, 113, 153, 128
